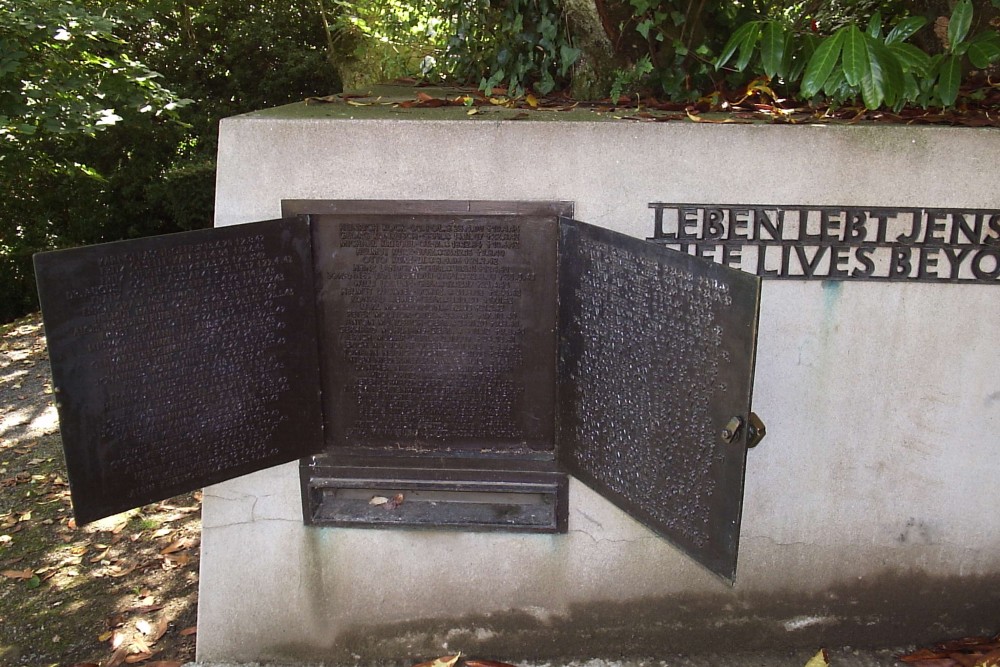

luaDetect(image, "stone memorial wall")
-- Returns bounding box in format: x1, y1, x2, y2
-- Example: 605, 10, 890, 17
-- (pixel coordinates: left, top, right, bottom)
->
198, 110, 1000, 662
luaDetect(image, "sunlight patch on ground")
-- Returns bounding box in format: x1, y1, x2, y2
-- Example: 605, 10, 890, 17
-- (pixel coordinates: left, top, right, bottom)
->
29, 405, 58, 432
0, 404, 57, 439
0, 407, 32, 437
1, 368, 27, 383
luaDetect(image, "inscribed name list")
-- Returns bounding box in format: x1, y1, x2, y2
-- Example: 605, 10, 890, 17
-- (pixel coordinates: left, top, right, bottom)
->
312, 215, 557, 453
34, 220, 321, 523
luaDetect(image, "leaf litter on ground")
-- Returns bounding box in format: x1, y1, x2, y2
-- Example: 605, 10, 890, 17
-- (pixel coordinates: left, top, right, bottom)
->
1, 319, 202, 665
308, 79, 1000, 127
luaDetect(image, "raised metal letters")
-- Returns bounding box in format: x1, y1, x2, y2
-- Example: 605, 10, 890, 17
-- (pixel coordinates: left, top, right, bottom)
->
649, 204, 1000, 283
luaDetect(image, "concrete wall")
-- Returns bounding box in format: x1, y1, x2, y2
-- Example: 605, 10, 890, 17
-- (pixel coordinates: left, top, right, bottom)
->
200, 110, 1000, 663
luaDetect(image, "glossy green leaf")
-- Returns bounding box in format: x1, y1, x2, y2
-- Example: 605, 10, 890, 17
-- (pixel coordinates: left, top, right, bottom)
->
822, 68, 847, 99
779, 30, 795, 79
801, 30, 844, 98
886, 16, 928, 45
936, 54, 962, 106
887, 42, 931, 75
716, 21, 759, 70
760, 21, 785, 78
735, 22, 761, 72
790, 33, 818, 82
716, 21, 748, 68
558, 44, 581, 76
842, 25, 867, 86
901, 72, 921, 107
860, 44, 884, 108
867, 11, 883, 39
948, 0, 973, 51
866, 37, 903, 108
967, 30, 1000, 68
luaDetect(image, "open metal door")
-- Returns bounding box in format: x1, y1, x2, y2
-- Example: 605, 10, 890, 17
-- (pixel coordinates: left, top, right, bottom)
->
33, 218, 323, 524
557, 219, 761, 582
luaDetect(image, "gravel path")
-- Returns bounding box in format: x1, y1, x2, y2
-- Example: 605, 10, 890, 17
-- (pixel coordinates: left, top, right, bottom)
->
0, 314, 59, 451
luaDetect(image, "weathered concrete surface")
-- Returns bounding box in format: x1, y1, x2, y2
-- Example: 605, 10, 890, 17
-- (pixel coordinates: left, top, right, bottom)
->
201, 107, 1000, 663
188, 648, 912, 667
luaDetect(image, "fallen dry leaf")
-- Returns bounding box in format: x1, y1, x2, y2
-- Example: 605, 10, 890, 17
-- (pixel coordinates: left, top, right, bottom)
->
803, 649, 829, 667
159, 537, 195, 555
151, 616, 170, 643
899, 633, 1000, 667
978, 649, 1000, 667
145, 662, 183, 667
685, 110, 747, 124
162, 552, 191, 568
124, 652, 153, 664
108, 564, 138, 578
179, 626, 197, 636
89, 546, 111, 563
466, 660, 519, 667
1, 568, 34, 579
413, 653, 461, 667
369, 496, 389, 506
128, 636, 151, 654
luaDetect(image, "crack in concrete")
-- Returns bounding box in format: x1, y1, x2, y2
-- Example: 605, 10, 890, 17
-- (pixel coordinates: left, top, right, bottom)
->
568, 528, 658, 545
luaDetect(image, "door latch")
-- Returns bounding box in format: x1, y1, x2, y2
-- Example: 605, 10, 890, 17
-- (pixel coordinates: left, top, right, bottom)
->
721, 412, 766, 448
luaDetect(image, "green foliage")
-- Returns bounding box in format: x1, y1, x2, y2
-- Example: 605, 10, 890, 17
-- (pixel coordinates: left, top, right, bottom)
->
0, 0, 186, 145
441, 0, 580, 96
333, 0, 443, 87
610, 55, 654, 102
0, 0, 348, 323
608, 0, 748, 100
0, 0, 194, 322
716, 0, 1000, 109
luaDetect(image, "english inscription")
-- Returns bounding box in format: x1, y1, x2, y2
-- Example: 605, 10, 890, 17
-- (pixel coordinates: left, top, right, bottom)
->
649, 204, 1000, 282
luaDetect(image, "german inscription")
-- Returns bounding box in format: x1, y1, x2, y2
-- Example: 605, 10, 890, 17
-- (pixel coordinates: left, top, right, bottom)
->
312, 215, 557, 452
649, 204, 1000, 282
34, 220, 322, 524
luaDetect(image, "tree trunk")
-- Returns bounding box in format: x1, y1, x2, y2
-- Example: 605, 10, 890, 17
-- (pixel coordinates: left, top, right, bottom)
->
559, 0, 623, 98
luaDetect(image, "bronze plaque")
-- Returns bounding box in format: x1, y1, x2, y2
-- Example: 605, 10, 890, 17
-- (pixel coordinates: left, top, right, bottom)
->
310, 213, 558, 454
34, 219, 322, 524
557, 219, 761, 582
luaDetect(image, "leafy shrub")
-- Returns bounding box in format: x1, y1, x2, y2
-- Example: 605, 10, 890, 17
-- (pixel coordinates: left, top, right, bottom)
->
716, 0, 1000, 109
440, 0, 580, 96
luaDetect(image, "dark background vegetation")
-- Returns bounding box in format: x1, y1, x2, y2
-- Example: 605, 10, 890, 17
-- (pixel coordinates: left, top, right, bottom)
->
2, 0, 999, 324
